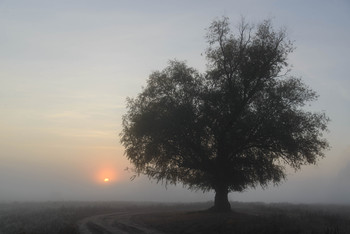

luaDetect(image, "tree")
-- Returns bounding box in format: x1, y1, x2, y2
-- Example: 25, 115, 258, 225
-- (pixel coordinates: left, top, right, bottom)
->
120, 17, 329, 212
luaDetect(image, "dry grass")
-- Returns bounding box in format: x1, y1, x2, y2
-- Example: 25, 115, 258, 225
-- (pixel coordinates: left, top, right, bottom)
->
0, 201, 349, 234
0, 201, 145, 234
133, 203, 350, 234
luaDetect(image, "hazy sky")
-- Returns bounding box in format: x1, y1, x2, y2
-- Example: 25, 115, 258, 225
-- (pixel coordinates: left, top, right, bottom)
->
1, 0, 349, 204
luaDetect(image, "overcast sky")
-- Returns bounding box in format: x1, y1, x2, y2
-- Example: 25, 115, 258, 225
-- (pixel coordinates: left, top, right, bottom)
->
0, 0, 349, 204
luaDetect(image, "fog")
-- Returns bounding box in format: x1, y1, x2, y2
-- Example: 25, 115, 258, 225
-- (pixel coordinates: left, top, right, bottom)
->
1, 0, 350, 204
1, 150, 350, 204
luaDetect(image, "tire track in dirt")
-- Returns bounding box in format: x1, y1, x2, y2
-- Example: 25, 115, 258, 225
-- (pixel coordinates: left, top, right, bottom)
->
77, 211, 164, 234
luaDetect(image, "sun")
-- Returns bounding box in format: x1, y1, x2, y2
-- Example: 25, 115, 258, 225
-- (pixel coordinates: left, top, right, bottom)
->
94, 168, 118, 184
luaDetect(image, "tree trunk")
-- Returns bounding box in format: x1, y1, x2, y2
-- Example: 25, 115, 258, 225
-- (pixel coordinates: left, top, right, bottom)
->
211, 185, 231, 212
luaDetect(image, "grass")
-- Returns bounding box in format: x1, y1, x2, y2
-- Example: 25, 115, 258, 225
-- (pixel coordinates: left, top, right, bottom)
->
0, 201, 145, 234
0, 201, 349, 234
133, 202, 350, 234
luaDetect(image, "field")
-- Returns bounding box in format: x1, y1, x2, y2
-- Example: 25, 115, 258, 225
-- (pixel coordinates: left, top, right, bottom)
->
0, 201, 143, 234
0, 201, 349, 234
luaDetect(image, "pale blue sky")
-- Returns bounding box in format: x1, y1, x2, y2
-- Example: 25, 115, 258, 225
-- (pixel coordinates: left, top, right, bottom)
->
0, 0, 349, 203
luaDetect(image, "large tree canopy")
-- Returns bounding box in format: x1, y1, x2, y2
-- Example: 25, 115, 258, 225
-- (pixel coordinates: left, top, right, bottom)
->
120, 18, 329, 212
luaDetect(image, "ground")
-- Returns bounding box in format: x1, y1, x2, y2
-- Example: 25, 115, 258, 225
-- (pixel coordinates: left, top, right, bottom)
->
132, 203, 350, 234
0, 202, 349, 234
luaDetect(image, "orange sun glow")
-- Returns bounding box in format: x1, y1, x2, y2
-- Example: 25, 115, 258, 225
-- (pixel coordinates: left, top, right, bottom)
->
94, 167, 119, 184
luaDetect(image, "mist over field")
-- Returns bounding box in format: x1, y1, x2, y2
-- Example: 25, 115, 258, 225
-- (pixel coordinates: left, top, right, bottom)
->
1, 0, 350, 205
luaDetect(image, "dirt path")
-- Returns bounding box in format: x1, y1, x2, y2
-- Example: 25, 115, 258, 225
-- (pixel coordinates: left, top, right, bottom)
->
77, 211, 164, 234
